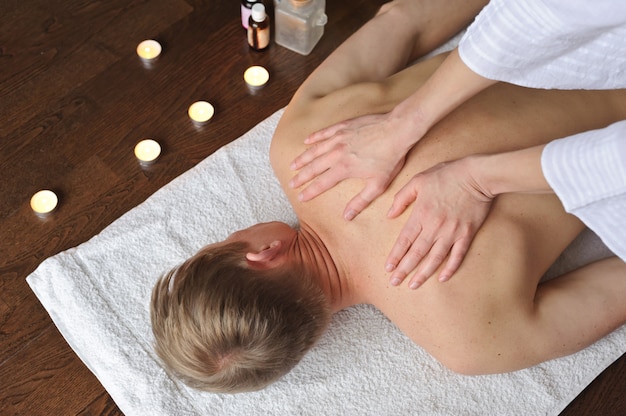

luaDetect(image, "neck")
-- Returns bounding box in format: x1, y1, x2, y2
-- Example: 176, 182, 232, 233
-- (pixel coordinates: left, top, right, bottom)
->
292, 223, 357, 313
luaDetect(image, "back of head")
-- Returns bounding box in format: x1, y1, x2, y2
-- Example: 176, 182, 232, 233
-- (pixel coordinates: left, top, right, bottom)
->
150, 241, 331, 393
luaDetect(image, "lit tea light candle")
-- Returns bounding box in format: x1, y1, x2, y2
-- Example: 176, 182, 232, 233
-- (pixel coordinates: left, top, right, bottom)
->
188, 101, 215, 124
30, 190, 58, 216
134, 139, 161, 164
244, 66, 269, 88
136, 40, 162, 61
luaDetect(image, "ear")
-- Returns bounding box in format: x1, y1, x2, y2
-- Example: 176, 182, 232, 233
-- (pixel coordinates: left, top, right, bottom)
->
245, 240, 283, 269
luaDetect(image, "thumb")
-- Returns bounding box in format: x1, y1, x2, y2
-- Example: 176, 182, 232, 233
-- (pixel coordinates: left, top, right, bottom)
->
343, 180, 386, 221
387, 183, 418, 218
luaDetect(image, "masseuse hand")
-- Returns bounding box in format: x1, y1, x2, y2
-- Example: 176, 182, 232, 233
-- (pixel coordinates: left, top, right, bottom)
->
289, 111, 422, 220
290, 50, 495, 222
386, 157, 493, 289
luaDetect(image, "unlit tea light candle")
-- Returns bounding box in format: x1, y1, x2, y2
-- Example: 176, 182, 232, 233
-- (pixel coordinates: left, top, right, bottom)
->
136, 40, 162, 61
30, 190, 58, 215
244, 66, 269, 88
188, 101, 215, 124
134, 139, 161, 163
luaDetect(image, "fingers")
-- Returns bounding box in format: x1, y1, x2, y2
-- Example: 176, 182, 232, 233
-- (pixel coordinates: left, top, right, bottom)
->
385, 179, 421, 275
437, 238, 471, 282
388, 235, 470, 289
389, 236, 449, 289
386, 221, 424, 282
389, 240, 433, 289
290, 139, 335, 176
404, 239, 450, 289
304, 121, 348, 145
343, 179, 387, 221
386, 215, 463, 289
387, 179, 419, 218
297, 166, 348, 202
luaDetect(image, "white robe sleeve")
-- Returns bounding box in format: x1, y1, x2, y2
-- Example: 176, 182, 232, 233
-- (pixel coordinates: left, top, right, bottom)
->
458, 0, 626, 89
541, 121, 626, 261
459, 0, 626, 259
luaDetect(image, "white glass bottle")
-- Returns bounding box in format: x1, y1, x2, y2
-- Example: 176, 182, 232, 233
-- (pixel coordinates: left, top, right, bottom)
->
275, 0, 327, 55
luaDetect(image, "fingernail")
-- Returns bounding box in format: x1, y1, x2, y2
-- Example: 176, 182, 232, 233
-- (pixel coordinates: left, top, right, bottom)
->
385, 263, 395, 272
439, 274, 449, 282
344, 210, 356, 221
298, 193, 304, 201
390, 278, 401, 286
409, 281, 420, 290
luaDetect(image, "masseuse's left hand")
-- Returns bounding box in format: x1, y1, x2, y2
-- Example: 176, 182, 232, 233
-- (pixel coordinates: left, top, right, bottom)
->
385, 156, 493, 289
289, 111, 421, 220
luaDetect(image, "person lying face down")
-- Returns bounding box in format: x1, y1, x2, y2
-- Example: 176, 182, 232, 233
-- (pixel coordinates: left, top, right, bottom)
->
150, 0, 626, 393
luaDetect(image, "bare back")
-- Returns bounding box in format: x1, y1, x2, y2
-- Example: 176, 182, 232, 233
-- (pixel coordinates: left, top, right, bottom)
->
270, 55, 626, 366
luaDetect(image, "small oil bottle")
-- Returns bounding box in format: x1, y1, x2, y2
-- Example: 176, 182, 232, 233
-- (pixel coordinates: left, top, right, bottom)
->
248, 3, 270, 51
275, 0, 327, 55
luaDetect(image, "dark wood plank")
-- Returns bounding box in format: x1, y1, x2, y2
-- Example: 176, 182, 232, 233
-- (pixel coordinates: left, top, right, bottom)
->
0, 327, 104, 415
0, 0, 193, 138
77, 392, 123, 416
0, 0, 624, 414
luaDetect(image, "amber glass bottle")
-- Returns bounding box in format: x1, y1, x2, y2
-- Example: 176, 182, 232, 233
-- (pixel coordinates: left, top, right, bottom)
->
248, 3, 270, 51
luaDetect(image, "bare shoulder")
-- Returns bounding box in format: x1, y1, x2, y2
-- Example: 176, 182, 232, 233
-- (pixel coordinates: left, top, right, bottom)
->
269, 54, 449, 192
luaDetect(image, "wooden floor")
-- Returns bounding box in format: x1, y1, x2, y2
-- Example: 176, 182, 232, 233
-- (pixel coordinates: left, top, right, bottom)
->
1, 0, 624, 414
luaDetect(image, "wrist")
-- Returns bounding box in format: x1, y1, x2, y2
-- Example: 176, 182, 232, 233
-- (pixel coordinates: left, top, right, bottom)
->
467, 146, 552, 196
389, 99, 431, 151
464, 155, 497, 199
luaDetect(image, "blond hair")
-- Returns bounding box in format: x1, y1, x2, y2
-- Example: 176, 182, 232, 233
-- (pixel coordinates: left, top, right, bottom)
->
150, 241, 331, 393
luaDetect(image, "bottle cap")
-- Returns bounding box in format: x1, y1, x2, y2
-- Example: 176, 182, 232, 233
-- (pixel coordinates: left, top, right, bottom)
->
251, 3, 266, 21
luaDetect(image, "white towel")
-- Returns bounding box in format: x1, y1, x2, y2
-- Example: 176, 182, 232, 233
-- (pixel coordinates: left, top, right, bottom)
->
27, 109, 626, 416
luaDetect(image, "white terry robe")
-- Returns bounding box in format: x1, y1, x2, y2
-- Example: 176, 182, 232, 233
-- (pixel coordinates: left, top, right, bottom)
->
458, 0, 626, 261
542, 121, 626, 262
458, 0, 626, 89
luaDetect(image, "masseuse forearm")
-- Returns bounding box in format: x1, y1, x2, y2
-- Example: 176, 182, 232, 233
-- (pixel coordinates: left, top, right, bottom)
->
391, 49, 497, 145
469, 145, 553, 197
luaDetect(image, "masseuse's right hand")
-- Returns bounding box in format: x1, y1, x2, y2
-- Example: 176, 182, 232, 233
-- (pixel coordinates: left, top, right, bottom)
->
289, 111, 423, 220
386, 157, 493, 289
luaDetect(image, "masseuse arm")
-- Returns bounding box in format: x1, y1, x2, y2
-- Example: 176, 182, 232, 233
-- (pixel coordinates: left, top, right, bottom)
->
290, 49, 496, 220
384, 0, 626, 288
386, 144, 554, 289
